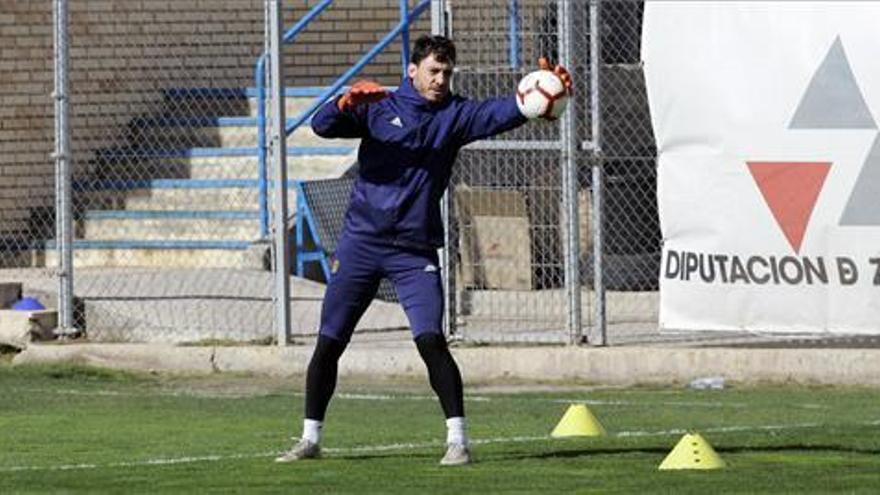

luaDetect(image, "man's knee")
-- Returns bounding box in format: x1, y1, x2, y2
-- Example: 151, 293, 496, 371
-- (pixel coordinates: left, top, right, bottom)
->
415, 331, 446, 348
310, 334, 348, 366
415, 332, 451, 362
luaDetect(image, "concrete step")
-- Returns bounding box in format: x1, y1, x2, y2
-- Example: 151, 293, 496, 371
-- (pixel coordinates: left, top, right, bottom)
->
93, 152, 355, 181
81, 211, 260, 241
37, 240, 265, 269
91, 146, 356, 180
107, 179, 296, 211
92, 187, 285, 212
161, 87, 349, 119
134, 118, 354, 148
94, 146, 355, 162
78, 179, 296, 211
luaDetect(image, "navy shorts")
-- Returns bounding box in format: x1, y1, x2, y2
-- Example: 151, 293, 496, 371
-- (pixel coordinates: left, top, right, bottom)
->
319, 235, 443, 342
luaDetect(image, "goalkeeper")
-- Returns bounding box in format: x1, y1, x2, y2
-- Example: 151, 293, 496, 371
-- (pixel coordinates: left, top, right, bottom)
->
277, 34, 571, 466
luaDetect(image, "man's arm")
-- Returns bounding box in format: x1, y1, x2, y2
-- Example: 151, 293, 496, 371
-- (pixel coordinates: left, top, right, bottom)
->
454, 95, 529, 146
311, 97, 368, 139
312, 80, 389, 139
455, 59, 572, 145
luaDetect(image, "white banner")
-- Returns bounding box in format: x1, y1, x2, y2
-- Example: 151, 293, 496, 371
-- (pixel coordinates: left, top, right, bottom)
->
642, 1, 880, 333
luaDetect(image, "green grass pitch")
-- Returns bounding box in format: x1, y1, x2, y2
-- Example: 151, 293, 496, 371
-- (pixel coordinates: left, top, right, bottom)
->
1, 363, 879, 493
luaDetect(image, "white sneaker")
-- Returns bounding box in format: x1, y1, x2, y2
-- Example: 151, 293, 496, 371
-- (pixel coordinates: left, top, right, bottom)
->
440, 443, 472, 466
275, 439, 321, 463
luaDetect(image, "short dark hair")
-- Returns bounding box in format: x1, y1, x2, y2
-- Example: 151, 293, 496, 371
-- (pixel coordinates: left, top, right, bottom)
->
410, 35, 456, 66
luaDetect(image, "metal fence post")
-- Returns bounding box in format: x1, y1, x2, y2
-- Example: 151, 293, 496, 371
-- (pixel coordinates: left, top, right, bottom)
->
431, 0, 448, 37
589, 0, 606, 346
400, 0, 411, 74
508, 0, 521, 69
53, 0, 75, 336
268, 0, 292, 345
433, 0, 457, 339
558, 0, 581, 344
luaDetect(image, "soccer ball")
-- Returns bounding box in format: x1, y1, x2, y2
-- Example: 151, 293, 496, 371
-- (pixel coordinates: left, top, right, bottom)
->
516, 70, 569, 120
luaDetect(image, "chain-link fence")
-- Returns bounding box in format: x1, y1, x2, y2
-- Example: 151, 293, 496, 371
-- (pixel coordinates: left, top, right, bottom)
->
277, 1, 431, 338
8, 0, 880, 349
61, 0, 273, 343
0, 4, 55, 274
446, 0, 658, 344
449, 1, 569, 344
0, 1, 430, 344
584, 0, 660, 344
3, 0, 661, 345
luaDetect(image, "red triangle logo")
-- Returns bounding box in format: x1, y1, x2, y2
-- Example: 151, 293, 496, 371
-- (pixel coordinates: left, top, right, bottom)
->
747, 162, 831, 253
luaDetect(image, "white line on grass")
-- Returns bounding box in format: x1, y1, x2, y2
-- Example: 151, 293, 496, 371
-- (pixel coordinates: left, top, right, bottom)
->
615, 422, 822, 438
11, 388, 831, 411
335, 393, 490, 402
338, 394, 834, 412
1, 420, 866, 474
552, 399, 749, 408
11, 388, 746, 408
0, 453, 272, 473
301, 393, 835, 411
335, 393, 749, 409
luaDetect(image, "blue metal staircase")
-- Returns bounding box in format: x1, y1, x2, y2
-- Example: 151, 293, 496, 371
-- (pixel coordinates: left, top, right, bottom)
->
43, 0, 430, 270
44, 86, 357, 268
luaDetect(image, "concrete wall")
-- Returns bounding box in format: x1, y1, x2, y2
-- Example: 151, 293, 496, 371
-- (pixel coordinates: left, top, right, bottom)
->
0, 0, 429, 258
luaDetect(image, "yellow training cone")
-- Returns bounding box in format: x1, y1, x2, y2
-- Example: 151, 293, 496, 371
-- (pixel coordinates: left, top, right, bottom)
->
550, 404, 606, 437
658, 432, 726, 470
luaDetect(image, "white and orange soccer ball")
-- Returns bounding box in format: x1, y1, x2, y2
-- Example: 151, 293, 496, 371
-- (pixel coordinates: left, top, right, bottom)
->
516, 69, 569, 120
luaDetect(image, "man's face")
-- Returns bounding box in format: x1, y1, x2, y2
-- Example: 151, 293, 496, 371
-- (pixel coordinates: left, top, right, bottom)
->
408, 53, 454, 103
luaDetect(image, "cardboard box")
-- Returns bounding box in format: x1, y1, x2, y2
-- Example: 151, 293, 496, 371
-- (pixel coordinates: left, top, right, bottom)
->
524, 184, 594, 289
456, 188, 532, 290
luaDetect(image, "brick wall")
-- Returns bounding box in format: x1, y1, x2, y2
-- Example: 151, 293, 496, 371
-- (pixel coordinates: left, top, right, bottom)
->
284, 1, 430, 85
0, 0, 430, 260
0, 1, 54, 248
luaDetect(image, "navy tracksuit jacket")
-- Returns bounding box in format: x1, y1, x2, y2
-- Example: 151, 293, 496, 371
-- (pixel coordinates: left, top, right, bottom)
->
311, 77, 528, 340
312, 77, 527, 250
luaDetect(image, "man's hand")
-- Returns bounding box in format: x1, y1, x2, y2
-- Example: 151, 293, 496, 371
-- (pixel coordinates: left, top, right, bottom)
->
337, 80, 389, 111
538, 57, 573, 93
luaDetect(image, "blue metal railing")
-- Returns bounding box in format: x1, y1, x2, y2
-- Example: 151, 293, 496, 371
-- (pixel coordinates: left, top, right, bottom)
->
283, 1, 429, 136
254, 0, 428, 237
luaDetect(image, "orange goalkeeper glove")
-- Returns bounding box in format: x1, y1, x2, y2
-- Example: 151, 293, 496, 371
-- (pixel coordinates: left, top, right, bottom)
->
538, 57, 573, 93
337, 80, 389, 111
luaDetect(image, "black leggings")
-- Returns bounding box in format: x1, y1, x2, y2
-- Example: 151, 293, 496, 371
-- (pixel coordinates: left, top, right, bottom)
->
304, 335, 347, 421
303, 333, 464, 421
415, 332, 465, 418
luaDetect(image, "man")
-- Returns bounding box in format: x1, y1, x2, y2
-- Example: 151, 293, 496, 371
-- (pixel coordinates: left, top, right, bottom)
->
277, 35, 571, 466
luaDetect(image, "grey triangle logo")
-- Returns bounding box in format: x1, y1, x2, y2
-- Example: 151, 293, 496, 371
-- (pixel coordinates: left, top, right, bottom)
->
840, 133, 880, 225
789, 37, 876, 130
390, 116, 403, 127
